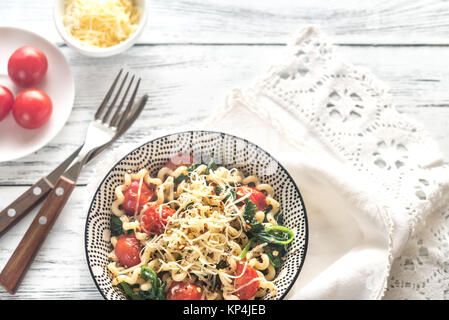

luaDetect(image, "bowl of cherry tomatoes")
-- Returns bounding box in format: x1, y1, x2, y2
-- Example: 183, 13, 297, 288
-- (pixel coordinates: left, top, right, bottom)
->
0, 27, 74, 162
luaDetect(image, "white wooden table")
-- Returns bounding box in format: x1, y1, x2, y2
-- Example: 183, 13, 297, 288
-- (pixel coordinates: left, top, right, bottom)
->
1, 0, 449, 299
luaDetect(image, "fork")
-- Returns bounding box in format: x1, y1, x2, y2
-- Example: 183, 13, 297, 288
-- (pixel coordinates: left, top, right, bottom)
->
0, 71, 148, 238
0, 70, 143, 294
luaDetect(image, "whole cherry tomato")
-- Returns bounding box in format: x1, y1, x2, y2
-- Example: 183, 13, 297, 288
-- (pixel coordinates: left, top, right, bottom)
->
166, 282, 203, 300
140, 204, 175, 235
115, 234, 142, 267
12, 89, 52, 129
0, 85, 14, 122
122, 180, 155, 215
8, 46, 48, 87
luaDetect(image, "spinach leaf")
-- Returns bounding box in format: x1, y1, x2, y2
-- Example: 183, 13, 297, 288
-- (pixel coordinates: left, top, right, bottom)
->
264, 204, 273, 215
243, 198, 258, 221
216, 260, 228, 269
264, 245, 286, 268
238, 238, 254, 259
223, 187, 236, 202
174, 173, 189, 185
242, 198, 294, 253
111, 215, 124, 236
120, 282, 141, 300
139, 267, 166, 300
120, 268, 167, 300
211, 274, 223, 290
174, 162, 202, 185
187, 163, 200, 172
257, 225, 294, 245
140, 266, 156, 280
205, 159, 218, 174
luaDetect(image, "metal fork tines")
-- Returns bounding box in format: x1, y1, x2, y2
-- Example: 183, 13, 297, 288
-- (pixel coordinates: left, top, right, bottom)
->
95, 69, 141, 128
65, 70, 141, 181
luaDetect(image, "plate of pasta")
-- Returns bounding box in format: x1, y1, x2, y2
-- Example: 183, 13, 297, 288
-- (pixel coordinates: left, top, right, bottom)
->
85, 131, 308, 300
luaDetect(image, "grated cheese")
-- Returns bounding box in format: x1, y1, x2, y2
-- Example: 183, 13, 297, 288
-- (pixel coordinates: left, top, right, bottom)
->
62, 0, 141, 48
108, 165, 282, 299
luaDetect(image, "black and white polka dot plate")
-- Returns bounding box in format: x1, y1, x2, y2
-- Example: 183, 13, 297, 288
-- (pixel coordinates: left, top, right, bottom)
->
85, 131, 308, 300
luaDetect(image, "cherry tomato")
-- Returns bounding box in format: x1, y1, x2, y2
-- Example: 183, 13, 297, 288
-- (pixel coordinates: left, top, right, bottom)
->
122, 180, 155, 215
0, 86, 14, 122
8, 46, 48, 87
236, 186, 268, 211
115, 234, 142, 267
12, 89, 52, 129
140, 204, 175, 235
165, 152, 195, 170
234, 261, 259, 300
166, 282, 203, 300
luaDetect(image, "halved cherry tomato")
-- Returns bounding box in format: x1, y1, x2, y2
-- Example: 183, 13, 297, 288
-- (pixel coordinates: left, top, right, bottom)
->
12, 89, 52, 129
236, 186, 268, 211
165, 152, 195, 170
8, 46, 48, 87
122, 180, 155, 215
234, 261, 259, 300
115, 234, 142, 267
140, 204, 175, 235
166, 282, 203, 300
0, 86, 14, 122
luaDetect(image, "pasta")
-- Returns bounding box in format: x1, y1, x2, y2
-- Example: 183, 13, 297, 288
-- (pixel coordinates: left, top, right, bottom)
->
107, 158, 294, 300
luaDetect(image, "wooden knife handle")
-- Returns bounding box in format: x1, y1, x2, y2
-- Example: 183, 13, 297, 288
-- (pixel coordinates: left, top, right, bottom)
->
0, 176, 76, 294
0, 178, 54, 237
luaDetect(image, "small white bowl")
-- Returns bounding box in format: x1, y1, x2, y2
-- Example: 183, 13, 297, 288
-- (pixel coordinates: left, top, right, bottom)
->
54, 0, 148, 57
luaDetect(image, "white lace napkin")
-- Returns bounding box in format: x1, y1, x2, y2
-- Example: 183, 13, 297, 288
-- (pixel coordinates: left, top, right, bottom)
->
202, 26, 449, 299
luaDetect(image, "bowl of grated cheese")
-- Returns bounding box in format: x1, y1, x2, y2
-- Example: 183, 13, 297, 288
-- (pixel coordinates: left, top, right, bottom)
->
54, 0, 148, 57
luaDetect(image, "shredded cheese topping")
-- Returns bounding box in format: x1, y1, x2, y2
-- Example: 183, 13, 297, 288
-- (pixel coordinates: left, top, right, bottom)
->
108, 164, 283, 300
62, 0, 141, 48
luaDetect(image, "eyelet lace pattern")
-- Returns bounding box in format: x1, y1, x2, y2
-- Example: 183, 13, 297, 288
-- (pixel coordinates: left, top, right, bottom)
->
212, 26, 449, 299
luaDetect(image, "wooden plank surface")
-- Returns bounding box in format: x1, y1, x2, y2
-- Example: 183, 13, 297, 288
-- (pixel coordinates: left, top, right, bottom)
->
0, 44, 448, 300
1, 0, 449, 300
0, 44, 448, 186
0, 186, 102, 299
2, 0, 449, 45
